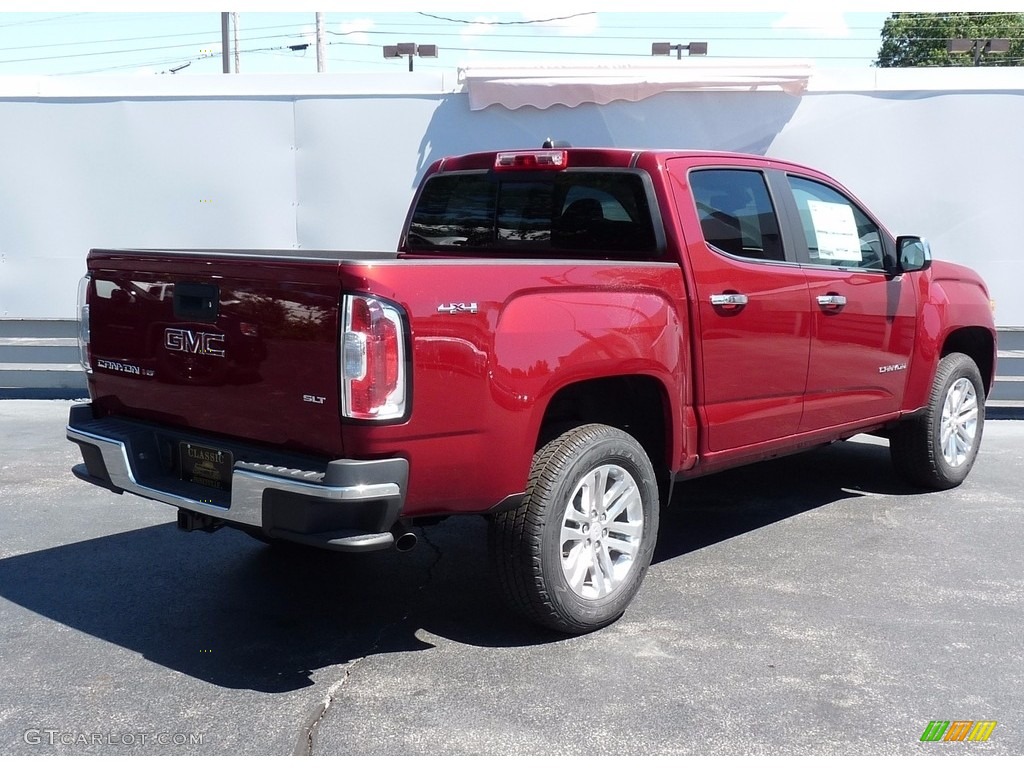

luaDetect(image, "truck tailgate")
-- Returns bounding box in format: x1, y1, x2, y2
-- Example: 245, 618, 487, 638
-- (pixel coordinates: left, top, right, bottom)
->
85, 249, 346, 456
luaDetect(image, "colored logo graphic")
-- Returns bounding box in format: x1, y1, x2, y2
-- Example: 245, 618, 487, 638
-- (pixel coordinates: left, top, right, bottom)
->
920, 721, 997, 742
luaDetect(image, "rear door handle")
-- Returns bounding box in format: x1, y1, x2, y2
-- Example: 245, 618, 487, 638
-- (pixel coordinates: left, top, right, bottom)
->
817, 294, 847, 308
710, 293, 749, 307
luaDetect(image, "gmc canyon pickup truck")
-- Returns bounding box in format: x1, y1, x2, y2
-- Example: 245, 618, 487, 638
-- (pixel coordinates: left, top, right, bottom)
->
67, 146, 996, 633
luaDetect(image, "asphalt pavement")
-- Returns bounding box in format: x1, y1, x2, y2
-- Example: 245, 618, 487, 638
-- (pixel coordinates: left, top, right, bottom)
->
0, 399, 1021, 756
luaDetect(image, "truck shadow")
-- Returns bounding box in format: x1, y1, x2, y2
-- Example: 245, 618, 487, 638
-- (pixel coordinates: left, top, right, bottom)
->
0, 438, 924, 693
0, 514, 533, 693
653, 435, 924, 564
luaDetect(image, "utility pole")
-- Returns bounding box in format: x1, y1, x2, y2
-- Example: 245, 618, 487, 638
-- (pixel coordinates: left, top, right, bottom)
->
316, 12, 326, 73
220, 12, 230, 73
232, 12, 240, 73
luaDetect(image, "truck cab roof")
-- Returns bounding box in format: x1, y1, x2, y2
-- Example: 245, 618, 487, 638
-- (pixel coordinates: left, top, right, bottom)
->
432, 146, 823, 176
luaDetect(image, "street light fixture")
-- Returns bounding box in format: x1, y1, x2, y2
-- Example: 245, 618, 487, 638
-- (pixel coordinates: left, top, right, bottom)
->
383, 42, 438, 72
652, 41, 709, 59
947, 37, 1010, 66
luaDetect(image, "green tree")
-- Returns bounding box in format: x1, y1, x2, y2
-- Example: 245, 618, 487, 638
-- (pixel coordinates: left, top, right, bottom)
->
876, 12, 1024, 67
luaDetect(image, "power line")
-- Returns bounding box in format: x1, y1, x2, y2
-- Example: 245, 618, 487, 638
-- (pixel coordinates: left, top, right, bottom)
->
325, 28, 885, 44
0, 29, 314, 66
0, 13, 88, 29
0, 22, 310, 53
3, 13, 897, 75
3, 30, 884, 71
326, 37, 877, 62
56, 39, 326, 76
415, 11, 597, 26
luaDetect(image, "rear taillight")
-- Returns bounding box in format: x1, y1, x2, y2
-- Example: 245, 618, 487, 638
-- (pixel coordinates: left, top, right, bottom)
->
341, 295, 408, 421
77, 273, 92, 374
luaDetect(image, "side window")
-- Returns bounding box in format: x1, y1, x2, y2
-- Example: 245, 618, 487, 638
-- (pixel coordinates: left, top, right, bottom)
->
788, 176, 885, 270
689, 169, 784, 261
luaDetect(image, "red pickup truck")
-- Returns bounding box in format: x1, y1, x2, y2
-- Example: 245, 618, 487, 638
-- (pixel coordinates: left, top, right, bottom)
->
67, 146, 996, 633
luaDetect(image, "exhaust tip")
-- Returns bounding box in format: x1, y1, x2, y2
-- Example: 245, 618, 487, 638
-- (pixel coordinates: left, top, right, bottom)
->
395, 530, 418, 552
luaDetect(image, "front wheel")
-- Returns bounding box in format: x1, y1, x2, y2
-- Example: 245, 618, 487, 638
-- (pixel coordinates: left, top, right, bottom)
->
490, 424, 660, 634
890, 352, 986, 490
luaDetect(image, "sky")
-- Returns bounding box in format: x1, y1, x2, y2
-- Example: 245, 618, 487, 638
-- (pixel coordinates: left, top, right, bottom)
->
0, 4, 899, 77
1, 2, 1023, 78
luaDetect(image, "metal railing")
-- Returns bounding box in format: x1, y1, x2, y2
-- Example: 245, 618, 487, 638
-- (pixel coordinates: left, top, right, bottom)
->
2, 320, 1022, 416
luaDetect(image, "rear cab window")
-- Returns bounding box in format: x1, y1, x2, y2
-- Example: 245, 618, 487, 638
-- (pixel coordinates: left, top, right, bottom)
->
406, 170, 660, 258
688, 169, 786, 262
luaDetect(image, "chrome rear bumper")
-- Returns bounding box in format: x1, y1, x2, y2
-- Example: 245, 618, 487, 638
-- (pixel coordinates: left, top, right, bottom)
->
66, 403, 408, 552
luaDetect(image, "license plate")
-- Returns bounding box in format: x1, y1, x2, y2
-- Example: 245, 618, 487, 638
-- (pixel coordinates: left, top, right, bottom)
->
179, 442, 233, 491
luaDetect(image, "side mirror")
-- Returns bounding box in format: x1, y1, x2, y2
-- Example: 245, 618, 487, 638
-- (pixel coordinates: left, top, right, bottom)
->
894, 236, 932, 274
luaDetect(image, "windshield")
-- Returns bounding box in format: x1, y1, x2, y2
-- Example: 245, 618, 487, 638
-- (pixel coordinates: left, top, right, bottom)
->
406, 170, 658, 256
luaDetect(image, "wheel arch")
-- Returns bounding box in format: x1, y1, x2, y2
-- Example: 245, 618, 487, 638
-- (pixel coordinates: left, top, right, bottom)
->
536, 374, 675, 484
941, 326, 996, 396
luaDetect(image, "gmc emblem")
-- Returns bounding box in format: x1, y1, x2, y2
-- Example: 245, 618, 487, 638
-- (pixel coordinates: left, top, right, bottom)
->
164, 328, 225, 358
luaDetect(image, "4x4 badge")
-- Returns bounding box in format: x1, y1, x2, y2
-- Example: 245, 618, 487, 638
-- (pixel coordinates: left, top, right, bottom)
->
438, 302, 478, 314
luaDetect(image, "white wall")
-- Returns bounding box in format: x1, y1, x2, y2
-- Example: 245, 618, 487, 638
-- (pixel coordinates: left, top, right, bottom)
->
0, 68, 1020, 325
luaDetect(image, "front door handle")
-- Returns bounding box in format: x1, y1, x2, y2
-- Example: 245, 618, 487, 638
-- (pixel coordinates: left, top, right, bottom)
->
817, 294, 847, 308
710, 293, 749, 307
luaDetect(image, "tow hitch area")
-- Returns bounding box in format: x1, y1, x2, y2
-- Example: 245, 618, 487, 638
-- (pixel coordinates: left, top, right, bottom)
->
177, 509, 224, 533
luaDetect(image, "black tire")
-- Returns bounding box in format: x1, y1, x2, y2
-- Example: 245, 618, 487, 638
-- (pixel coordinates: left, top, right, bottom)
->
890, 352, 986, 490
490, 424, 659, 634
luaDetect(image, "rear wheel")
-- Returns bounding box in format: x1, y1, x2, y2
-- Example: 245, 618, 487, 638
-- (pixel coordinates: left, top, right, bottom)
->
890, 352, 985, 490
490, 424, 659, 634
